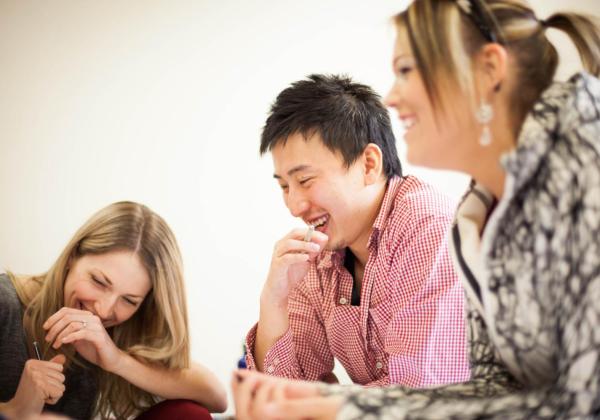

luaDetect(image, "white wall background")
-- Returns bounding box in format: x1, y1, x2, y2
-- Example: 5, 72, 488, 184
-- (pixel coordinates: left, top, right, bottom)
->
1, 0, 598, 413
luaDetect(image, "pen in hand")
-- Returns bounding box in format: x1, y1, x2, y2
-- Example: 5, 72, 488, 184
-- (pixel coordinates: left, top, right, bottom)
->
304, 225, 315, 242
33, 341, 42, 360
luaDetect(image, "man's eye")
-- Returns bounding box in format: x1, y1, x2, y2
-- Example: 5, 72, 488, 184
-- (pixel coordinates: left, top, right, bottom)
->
279, 184, 289, 191
299, 177, 313, 185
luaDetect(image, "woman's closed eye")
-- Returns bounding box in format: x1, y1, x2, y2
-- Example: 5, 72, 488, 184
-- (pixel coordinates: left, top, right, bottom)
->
123, 297, 138, 306
91, 275, 106, 287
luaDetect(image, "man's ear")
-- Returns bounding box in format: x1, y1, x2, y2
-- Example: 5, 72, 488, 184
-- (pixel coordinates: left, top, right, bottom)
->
475, 43, 508, 98
362, 143, 384, 185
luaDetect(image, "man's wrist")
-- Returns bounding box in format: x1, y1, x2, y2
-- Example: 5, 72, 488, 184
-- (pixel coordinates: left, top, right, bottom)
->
260, 290, 284, 310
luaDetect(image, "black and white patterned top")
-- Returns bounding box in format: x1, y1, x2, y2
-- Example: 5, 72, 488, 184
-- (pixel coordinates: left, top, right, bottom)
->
327, 73, 600, 418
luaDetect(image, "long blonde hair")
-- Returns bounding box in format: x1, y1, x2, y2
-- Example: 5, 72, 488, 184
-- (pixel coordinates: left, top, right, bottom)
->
10, 201, 189, 419
394, 0, 600, 134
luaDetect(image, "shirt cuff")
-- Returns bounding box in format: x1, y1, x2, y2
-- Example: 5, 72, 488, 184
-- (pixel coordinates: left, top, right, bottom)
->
245, 324, 298, 376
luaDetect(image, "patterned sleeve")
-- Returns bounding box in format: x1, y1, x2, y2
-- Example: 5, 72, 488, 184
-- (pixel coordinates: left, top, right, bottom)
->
245, 278, 334, 380
328, 233, 600, 418
384, 215, 470, 387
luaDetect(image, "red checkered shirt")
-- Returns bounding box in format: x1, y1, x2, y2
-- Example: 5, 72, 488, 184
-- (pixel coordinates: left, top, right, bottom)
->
246, 176, 470, 387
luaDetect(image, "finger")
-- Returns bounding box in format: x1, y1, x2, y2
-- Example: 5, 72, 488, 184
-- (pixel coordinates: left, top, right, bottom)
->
45, 377, 66, 397
45, 312, 79, 344
27, 356, 65, 373
284, 380, 322, 399
45, 369, 66, 384
252, 378, 277, 419
48, 354, 67, 368
288, 227, 327, 243
43, 307, 71, 330
311, 232, 329, 251
52, 318, 98, 349
276, 239, 321, 257
284, 228, 314, 240
45, 386, 65, 405
273, 378, 286, 404
279, 253, 310, 266
231, 373, 244, 418
232, 373, 250, 420
52, 321, 82, 349
46, 313, 96, 345
266, 396, 342, 420
31, 371, 59, 405
233, 373, 259, 420
233, 372, 263, 420
43, 307, 90, 330
60, 329, 92, 346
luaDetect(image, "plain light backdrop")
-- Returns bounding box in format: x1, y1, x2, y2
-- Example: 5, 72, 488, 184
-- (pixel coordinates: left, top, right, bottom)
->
1, 0, 598, 412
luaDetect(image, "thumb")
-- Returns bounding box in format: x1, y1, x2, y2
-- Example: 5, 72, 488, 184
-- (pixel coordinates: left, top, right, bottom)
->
283, 380, 321, 399
311, 231, 329, 248
49, 354, 66, 365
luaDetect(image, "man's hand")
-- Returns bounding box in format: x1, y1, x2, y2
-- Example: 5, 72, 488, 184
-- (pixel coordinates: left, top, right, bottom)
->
261, 227, 328, 307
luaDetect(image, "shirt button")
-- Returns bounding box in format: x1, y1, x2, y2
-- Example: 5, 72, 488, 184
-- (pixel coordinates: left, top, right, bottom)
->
273, 358, 279, 365
376, 361, 383, 369
339, 297, 348, 305
267, 365, 274, 373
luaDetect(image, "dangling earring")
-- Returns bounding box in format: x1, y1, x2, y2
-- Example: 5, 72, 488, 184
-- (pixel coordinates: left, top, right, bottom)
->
476, 102, 493, 146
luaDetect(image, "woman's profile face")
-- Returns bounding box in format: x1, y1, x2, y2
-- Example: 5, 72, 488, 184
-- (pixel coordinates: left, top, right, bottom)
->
384, 27, 476, 171
63, 250, 152, 328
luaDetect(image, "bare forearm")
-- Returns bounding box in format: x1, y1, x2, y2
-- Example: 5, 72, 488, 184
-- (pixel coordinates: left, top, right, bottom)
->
0, 401, 35, 420
255, 293, 290, 372
0, 402, 13, 416
112, 354, 227, 412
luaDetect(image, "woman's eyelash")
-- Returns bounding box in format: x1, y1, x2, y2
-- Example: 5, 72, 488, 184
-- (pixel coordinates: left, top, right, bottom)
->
91, 275, 104, 286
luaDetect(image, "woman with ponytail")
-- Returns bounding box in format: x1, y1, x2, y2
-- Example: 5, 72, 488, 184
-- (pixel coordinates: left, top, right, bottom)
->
232, 1, 600, 418
0, 202, 227, 419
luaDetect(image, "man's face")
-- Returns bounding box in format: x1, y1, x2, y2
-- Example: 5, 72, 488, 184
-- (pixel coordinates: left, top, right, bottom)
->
272, 132, 369, 251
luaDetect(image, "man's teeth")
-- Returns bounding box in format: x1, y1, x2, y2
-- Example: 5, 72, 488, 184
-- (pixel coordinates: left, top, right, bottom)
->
311, 215, 328, 228
401, 117, 416, 129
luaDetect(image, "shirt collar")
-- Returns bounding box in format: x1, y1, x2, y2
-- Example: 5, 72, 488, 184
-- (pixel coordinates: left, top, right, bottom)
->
367, 176, 403, 249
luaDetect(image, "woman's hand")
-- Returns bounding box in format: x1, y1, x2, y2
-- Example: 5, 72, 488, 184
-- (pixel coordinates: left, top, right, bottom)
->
3, 354, 66, 419
231, 369, 342, 420
43, 307, 124, 372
